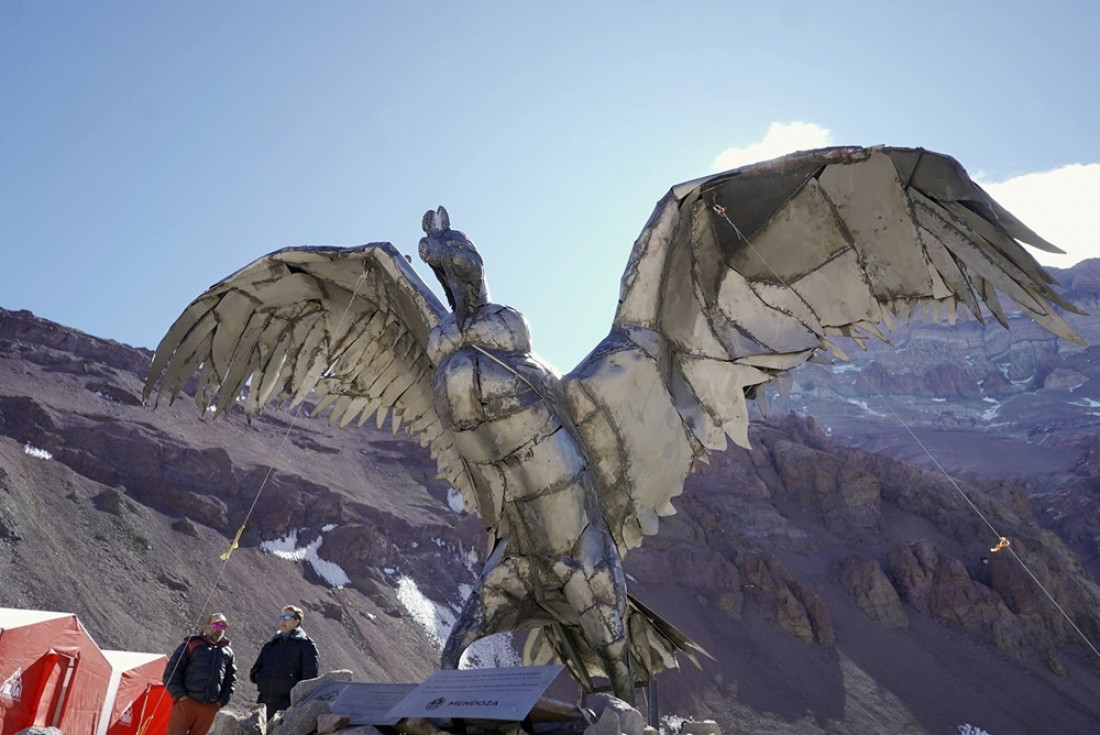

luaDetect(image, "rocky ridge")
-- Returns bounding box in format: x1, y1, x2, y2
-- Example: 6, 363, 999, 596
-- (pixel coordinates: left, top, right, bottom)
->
787, 258, 1100, 574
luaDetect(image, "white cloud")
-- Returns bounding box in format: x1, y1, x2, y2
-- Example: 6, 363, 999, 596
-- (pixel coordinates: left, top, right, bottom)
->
713, 123, 1096, 269
979, 164, 1099, 268
712, 121, 833, 172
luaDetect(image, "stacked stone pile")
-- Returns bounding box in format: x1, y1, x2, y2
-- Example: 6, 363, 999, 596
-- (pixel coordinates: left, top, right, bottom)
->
204, 671, 719, 735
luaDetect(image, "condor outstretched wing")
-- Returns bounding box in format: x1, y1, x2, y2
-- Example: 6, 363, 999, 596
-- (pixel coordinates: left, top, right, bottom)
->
143, 243, 475, 504
564, 146, 1084, 555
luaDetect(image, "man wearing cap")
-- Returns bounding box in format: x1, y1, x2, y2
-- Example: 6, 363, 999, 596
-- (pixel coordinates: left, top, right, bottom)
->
250, 604, 320, 719
164, 612, 237, 735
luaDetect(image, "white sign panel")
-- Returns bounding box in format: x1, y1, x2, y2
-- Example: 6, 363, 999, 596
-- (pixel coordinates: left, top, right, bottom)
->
387, 665, 564, 721
329, 683, 420, 726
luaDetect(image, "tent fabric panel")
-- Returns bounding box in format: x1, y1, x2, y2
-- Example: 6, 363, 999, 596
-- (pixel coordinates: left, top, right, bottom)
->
107, 682, 172, 735
1, 618, 77, 733
0, 608, 71, 630
100, 653, 170, 735
55, 616, 111, 735
0, 610, 112, 735
0, 652, 59, 733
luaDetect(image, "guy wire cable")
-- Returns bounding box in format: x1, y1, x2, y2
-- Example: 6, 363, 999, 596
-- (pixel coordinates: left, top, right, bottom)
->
154, 265, 373, 721
708, 199, 1100, 662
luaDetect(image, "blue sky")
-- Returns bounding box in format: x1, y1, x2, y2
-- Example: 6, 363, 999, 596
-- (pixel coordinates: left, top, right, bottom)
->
2, 1, 1097, 371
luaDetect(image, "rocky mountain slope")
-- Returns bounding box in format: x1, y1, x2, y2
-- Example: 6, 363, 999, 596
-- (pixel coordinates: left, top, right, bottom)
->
2, 289, 1100, 734
787, 258, 1100, 578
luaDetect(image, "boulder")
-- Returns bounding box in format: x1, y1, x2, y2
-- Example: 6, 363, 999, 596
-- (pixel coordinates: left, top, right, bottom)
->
393, 718, 449, 735
585, 693, 646, 735
291, 669, 355, 707
317, 713, 351, 734
269, 698, 331, 735
210, 707, 266, 735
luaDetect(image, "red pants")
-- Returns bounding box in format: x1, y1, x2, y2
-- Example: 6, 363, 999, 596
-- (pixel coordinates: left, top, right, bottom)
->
166, 697, 220, 735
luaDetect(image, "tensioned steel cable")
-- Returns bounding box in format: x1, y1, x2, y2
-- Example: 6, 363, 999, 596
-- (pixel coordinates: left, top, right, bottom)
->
708, 198, 1100, 662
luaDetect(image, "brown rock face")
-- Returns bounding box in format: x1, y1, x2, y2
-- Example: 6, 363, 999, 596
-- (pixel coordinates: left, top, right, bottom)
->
1043, 366, 1087, 390
763, 437, 881, 532
987, 545, 1048, 616
859, 362, 980, 398
887, 541, 1023, 654
838, 556, 908, 628
979, 369, 1014, 397
736, 549, 834, 645
630, 545, 742, 595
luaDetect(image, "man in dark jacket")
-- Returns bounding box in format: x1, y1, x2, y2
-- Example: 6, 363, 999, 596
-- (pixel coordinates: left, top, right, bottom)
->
250, 604, 320, 719
163, 612, 237, 735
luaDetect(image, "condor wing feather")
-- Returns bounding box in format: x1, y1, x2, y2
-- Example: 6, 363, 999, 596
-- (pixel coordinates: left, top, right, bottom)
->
563, 146, 1084, 555
143, 243, 478, 506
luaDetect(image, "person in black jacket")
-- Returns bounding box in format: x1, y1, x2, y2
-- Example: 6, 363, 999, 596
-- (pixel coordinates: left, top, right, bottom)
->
249, 604, 320, 719
163, 612, 237, 735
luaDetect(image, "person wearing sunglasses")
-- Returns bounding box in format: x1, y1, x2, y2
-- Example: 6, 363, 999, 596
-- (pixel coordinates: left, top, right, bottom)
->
249, 604, 320, 721
163, 612, 237, 735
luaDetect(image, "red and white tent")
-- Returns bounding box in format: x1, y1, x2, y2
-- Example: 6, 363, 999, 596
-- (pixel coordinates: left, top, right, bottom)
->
97, 651, 171, 735
0, 607, 112, 734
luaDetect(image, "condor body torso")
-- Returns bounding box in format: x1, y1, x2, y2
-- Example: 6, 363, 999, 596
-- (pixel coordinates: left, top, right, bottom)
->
427, 304, 599, 559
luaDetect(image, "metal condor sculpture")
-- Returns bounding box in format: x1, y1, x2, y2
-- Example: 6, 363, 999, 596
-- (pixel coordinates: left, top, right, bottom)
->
144, 146, 1085, 704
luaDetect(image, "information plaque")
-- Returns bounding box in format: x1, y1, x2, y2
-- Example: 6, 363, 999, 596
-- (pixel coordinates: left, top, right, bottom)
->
384, 665, 564, 721
329, 683, 421, 725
